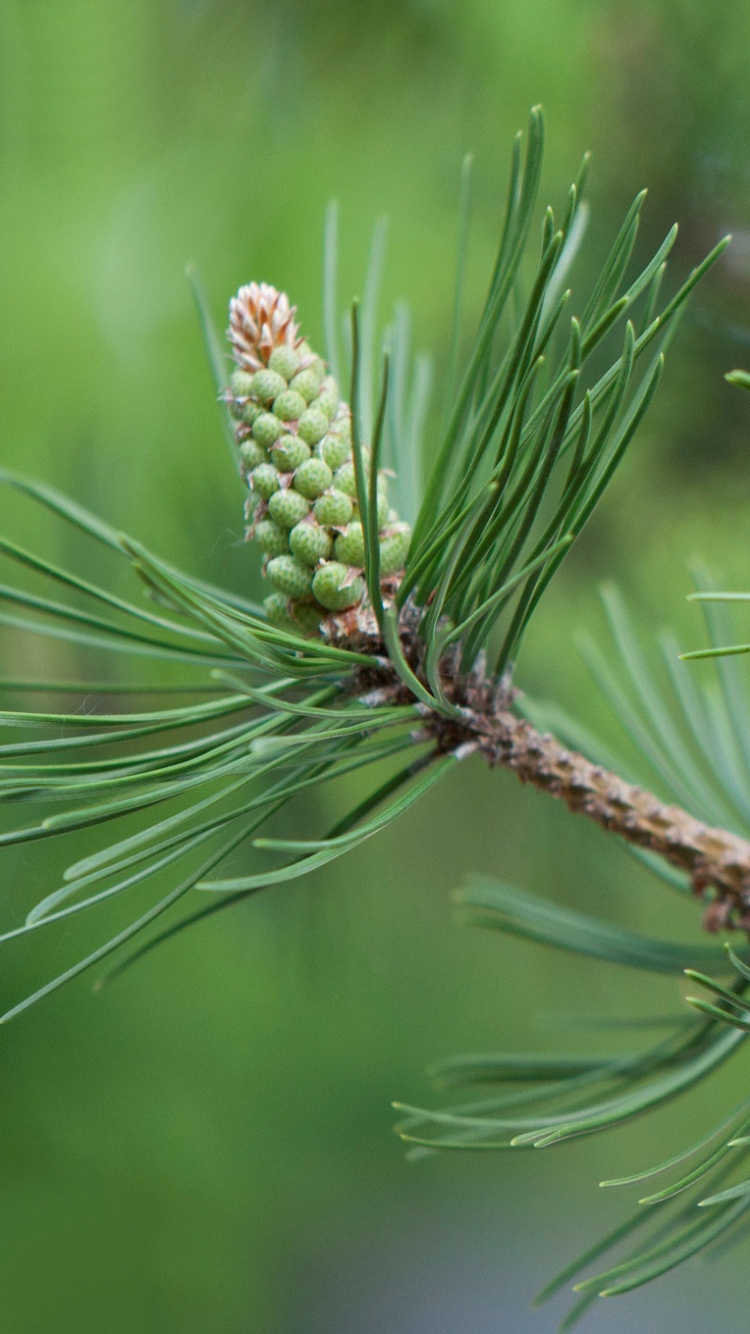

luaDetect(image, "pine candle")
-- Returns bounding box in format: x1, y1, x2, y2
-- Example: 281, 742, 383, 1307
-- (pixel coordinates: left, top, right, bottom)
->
226, 282, 411, 636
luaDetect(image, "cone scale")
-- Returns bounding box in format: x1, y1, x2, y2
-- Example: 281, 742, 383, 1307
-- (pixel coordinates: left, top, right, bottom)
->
226, 282, 411, 636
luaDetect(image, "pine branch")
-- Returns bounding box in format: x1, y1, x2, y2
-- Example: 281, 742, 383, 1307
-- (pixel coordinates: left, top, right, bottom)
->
462, 695, 750, 930
345, 622, 750, 934
2, 105, 745, 1318
0, 105, 734, 1000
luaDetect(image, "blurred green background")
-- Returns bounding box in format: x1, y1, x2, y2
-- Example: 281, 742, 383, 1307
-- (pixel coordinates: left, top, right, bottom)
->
2, 1, 750, 1330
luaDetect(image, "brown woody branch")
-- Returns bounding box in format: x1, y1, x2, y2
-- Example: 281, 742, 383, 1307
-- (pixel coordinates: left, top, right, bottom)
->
470, 706, 750, 931
338, 607, 750, 934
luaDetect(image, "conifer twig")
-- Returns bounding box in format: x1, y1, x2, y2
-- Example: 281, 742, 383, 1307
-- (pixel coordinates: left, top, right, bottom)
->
467, 703, 750, 931
350, 630, 750, 934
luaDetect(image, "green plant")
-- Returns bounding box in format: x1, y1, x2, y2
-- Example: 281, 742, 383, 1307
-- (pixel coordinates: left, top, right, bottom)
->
0, 105, 745, 1325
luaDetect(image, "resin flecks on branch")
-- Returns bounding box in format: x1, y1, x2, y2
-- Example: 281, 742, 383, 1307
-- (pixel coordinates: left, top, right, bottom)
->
225, 282, 411, 636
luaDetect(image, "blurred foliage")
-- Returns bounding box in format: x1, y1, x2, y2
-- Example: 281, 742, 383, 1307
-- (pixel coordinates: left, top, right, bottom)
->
1, 1, 750, 1330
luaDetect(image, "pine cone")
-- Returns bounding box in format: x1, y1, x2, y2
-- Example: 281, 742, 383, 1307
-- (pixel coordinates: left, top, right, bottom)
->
226, 282, 411, 638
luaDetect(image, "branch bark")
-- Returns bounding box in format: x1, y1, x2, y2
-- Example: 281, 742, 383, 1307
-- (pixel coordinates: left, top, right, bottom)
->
342, 611, 750, 933
451, 701, 750, 932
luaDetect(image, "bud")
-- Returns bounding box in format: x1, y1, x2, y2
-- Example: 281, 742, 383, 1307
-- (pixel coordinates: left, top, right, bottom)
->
379, 523, 412, 575
318, 431, 351, 471
297, 342, 325, 379
239, 439, 267, 471
273, 389, 308, 423
289, 521, 333, 566
333, 521, 366, 567
294, 457, 333, 499
270, 435, 310, 473
268, 345, 300, 381
312, 562, 364, 611
267, 555, 315, 599
316, 376, 339, 417
241, 400, 263, 427
250, 464, 280, 499
268, 488, 311, 529
230, 369, 256, 399
313, 489, 354, 527
313, 393, 336, 422
252, 413, 285, 449
264, 592, 294, 628
254, 518, 289, 558
249, 369, 287, 406
229, 284, 301, 373
228, 280, 412, 637
297, 408, 329, 446
291, 602, 324, 636
289, 368, 321, 402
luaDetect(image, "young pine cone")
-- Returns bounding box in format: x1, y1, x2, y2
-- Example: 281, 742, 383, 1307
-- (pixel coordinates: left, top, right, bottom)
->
226, 282, 411, 637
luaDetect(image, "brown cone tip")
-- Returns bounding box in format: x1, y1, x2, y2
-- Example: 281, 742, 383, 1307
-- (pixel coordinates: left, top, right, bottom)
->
228, 282, 302, 372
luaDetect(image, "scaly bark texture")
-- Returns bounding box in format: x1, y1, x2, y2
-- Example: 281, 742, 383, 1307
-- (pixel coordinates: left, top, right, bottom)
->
481, 712, 750, 928
428, 683, 750, 932
358, 632, 750, 934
